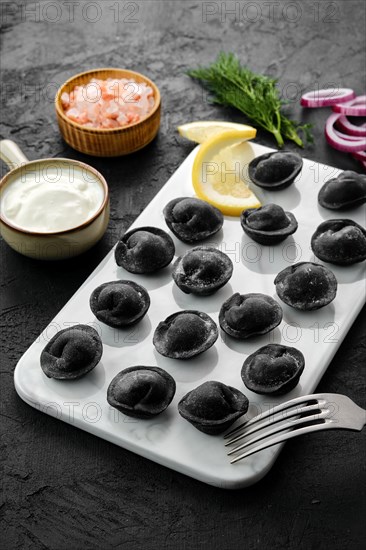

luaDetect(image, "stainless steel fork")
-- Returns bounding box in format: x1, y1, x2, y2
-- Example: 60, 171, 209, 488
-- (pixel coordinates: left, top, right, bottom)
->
225, 393, 366, 464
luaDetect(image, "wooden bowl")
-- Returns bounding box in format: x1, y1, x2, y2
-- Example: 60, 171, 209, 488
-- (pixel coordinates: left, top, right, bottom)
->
55, 68, 161, 157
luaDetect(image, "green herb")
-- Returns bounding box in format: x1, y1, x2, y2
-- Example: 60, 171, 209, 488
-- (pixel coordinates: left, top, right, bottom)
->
187, 52, 313, 148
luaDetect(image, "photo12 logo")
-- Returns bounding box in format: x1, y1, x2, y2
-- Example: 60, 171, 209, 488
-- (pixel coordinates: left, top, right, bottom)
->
0, 1, 140, 24
201, 2, 340, 24
34, 320, 143, 345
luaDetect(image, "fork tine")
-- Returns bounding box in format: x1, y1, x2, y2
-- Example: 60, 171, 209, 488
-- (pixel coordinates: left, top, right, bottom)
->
227, 393, 366, 464
229, 422, 335, 463
224, 393, 323, 439
227, 410, 330, 456
225, 402, 322, 446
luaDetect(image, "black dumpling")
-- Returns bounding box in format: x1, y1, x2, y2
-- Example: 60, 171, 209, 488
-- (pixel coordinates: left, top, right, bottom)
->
40, 324, 103, 380
318, 171, 366, 210
248, 151, 303, 190
163, 197, 223, 243
241, 204, 298, 244
90, 280, 150, 328
274, 261, 337, 310
219, 293, 283, 339
153, 310, 218, 359
178, 381, 249, 435
311, 219, 366, 265
107, 366, 176, 419
172, 246, 233, 296
241, 344, 304, 395
115, 226, 175, 274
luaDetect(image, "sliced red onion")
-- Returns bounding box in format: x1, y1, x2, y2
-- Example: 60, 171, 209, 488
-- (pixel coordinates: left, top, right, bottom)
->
333, 95, 366, 116
346, 95, 366, 104
300, 88, 355, 108
325, 113, 366, 152
333, 104, 366, 116
337, 116, 366, 137
334, 128, 366, 142
352, 150, 366, 161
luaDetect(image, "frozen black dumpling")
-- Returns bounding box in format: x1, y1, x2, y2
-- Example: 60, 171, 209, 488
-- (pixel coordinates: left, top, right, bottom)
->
248, 151, 303, 190
318, 171, 366, 210
241, 203, 298, 244
172, 246, 233, 295
153, 310, 218, 359
178, 381, 249, 435
219, 293, 283, 339
107, 366, 176, 419
311, 219, 366, 265
241, 344, 304, 395
90, 280, 150, 328
40, 324, 103, 380
115, 226, 175, 274
275, 261, 337, 310
163, 197, 223, 243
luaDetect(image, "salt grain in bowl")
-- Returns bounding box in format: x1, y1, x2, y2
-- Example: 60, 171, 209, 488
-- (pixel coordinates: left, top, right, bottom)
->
61, 77, 155, 129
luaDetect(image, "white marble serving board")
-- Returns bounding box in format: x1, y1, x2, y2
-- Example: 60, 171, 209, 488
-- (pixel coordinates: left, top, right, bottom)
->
14, 143, 366, 489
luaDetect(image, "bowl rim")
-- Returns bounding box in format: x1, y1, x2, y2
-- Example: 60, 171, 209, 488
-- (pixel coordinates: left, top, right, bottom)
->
55, 67, 161, 133
0, 158, 109, 237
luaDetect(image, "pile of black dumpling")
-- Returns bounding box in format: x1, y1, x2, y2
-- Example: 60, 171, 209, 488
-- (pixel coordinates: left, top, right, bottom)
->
90, 280, 150, 328
241, 344, 305, 395
107, 366, 176, 418
275, 261, 337, 310
115, 226, 175, 273
173, 246, 233, 295
178, 381, 249, 434
219, 293, 283, 339
40, 325, 103, 380
41, 151, 365, 444
311, 219, 366, 265
153, 310, 218, 359
163, 197, 223, 243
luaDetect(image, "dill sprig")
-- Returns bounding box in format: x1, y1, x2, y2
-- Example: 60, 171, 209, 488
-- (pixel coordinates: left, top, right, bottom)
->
187, 52, 313, 148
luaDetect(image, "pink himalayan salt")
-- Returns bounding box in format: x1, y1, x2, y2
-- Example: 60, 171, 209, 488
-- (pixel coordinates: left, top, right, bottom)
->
61, 77, 155, 129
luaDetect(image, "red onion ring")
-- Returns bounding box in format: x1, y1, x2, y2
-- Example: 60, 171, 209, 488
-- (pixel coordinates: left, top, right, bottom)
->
334, 129, 364, 141
345, 95, 366, 104
333, 95, 366, 116
325, 113, 366, 152
352, 150, 366, 161
337, 116, 366, 137
300, 88, 355, 108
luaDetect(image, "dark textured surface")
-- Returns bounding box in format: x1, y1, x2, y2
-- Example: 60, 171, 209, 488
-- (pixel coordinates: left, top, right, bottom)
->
1, 1, 365, 549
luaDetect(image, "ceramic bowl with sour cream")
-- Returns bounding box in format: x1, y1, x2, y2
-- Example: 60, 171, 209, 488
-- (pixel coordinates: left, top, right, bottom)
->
0, 141, 109, 260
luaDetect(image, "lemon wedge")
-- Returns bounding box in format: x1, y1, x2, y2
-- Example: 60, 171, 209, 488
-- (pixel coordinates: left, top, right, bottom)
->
191, 129, 261, 216
178, 120, 256, 144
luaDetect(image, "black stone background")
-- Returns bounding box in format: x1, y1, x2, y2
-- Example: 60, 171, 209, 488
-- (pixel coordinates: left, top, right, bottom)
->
1, 1, 365, 549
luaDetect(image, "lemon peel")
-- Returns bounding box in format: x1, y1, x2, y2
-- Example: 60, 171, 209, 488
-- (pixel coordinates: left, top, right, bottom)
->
178, 120, 256, 144
191, 129, 261, 216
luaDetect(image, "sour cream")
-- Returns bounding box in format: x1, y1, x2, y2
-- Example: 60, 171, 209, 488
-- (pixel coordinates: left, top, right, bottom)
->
1, 162, 105, 233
